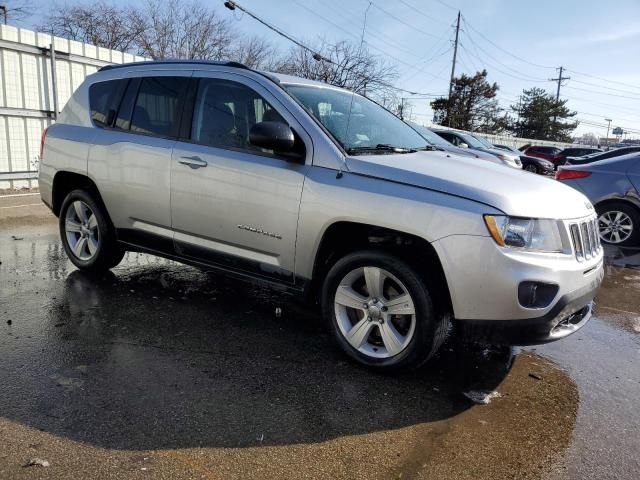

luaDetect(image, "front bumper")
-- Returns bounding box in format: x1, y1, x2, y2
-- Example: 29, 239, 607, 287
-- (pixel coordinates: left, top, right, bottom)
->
453, 277, 601, 345
432, 231, 604, 345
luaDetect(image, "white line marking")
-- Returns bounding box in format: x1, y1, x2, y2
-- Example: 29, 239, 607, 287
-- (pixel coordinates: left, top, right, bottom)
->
0, 203, 43, 209
598, 305, 640, 316
0, 192, 40, 198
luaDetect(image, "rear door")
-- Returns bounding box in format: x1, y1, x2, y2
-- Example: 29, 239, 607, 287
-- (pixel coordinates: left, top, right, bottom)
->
88, 72, 191, 249
170, 72, 312, 283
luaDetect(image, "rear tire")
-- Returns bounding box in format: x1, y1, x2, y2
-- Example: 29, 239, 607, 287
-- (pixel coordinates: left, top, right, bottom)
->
524, 164, 538, 174
321, 250, 448, 371
596, 202, 640, 246
59, 189, 124, 271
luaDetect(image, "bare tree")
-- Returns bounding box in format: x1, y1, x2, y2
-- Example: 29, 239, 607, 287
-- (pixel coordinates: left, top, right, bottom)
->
231, 36, 279, 70
275, 40, 398, 100
39, 1, 139, 51
1, 0, 34, 24
130, 0, 234, 60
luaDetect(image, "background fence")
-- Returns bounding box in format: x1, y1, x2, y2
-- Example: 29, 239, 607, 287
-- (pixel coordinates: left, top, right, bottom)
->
0, 25, 145, 190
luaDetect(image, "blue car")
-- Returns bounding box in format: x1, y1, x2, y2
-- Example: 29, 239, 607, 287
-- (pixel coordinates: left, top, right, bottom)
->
557, 153, 640, 246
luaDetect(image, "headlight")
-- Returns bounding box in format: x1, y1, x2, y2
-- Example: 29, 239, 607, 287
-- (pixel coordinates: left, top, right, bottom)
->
484, 215, 564, 252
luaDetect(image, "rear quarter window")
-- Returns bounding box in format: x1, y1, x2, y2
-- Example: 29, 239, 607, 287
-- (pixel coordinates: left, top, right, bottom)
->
89, 79, 128, 128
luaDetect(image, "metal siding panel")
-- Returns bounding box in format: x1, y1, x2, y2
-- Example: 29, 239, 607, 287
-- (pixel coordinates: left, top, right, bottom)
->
1, 24, 19, 42
8, 117, 26, 170
21, 53, 40, 110
0, 117, 8, 172
3, 50, 23, 108
19, 29, 36, 46
55, 59, 72, 109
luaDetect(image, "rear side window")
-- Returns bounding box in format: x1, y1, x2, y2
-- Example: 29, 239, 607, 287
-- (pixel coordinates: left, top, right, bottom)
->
131, 77, 186, 138
89, 79, 128, 127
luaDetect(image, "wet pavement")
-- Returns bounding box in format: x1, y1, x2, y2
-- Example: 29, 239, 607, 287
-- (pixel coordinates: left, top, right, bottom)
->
1, 196, 639, 479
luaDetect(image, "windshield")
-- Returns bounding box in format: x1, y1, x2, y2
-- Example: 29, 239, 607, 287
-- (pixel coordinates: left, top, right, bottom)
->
285, 84, 428, 152
457, 132, 486, 149
408, 122, 451, 147
470, 134, 494, 149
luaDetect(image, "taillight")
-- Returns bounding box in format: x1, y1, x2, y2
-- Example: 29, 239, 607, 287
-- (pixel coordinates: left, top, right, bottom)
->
39, 127, 48, 160
555, 169, 591, 180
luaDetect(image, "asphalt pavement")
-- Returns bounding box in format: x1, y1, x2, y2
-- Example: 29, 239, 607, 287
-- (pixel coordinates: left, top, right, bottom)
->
1, 193, 639, 479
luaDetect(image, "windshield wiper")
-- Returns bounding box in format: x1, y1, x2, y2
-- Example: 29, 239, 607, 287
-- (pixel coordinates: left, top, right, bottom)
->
346, 144, 417, 155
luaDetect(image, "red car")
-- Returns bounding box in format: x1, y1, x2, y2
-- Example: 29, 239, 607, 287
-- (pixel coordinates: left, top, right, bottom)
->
522, 145, 562, 162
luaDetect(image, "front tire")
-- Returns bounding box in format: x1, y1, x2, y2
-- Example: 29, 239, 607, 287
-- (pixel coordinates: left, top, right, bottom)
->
524, 164, 538, 174
596, 202, 640, 246
321, 251, 448, 371
59, 189, 124, 271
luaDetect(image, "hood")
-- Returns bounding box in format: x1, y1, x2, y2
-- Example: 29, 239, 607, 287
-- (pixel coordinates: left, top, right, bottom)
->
440, 145, 502, 164
346, 150, 593, 219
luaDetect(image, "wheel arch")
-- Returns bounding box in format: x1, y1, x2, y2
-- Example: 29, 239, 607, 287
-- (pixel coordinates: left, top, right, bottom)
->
308, 221, 453, 318
52, 171, 103, 217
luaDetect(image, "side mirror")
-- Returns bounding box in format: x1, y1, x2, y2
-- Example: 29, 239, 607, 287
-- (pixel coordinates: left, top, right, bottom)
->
459, 143, 469, 148
249, 121, 296, 153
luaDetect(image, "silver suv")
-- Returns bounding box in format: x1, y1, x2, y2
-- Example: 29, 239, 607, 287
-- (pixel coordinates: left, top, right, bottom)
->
39, 61, 604, 370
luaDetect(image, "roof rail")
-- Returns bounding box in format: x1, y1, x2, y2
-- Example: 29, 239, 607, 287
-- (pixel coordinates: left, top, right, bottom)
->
98, 60, 250, 72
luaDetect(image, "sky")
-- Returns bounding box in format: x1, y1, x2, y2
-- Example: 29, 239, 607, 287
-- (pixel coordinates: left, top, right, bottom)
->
24, 0, 640, 139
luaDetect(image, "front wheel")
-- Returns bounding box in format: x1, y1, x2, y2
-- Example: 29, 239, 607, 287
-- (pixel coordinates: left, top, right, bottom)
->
524, 164, 538, 173
321, 251, 448, 371
59, 189, 124, 271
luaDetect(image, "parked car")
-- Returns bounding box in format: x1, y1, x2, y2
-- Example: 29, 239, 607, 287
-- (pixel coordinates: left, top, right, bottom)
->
557, 153, 640, 246
551, 147, 603, 168
565, 146, 640, 166
409, 122, 503, 165
493, 144, 554, 175
432, 130, 522, 169
522, 145, 563, 162
38, 60, 603, 371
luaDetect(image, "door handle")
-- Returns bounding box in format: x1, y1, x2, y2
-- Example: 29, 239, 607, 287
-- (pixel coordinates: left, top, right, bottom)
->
179, 156, 208, 169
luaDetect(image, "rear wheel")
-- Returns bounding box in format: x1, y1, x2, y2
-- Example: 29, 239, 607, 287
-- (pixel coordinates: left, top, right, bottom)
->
524, 164, 538, 173
59, 189, 124, 271
596, 202, 640, 246
321, 251, 448, 371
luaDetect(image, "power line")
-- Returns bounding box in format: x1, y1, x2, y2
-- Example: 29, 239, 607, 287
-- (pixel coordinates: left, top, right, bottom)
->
222, 1, 332, 63
369, 1, 439, 39
461, 15, 555, 70
396, 0, 441, 23
565, 68, 640, 92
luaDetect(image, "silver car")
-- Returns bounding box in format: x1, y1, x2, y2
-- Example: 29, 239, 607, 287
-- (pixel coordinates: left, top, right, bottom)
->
39, 60, 603, 370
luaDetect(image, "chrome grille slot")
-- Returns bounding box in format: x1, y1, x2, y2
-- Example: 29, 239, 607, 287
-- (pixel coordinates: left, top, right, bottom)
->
570, 217, 601, 261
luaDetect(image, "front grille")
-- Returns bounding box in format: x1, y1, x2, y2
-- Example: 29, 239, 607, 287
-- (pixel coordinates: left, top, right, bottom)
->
569, 217, 601, 261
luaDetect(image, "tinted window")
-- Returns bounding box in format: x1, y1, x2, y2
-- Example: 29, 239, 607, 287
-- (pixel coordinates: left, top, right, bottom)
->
114, 78, 140, 131
131, 77, 186, 138
190, 78, 285, 155
89, 79, 128, 127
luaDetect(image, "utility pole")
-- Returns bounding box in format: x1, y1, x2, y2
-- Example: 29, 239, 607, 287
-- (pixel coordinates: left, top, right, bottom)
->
516, 95, 523, 137
447, 11, 461, 127
549, 66, 570, 138
0, 6, 7, 25
604, 118, 612, 146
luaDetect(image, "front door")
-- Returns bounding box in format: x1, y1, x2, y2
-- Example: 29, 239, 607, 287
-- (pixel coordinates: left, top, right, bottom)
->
170, 72, 311, 284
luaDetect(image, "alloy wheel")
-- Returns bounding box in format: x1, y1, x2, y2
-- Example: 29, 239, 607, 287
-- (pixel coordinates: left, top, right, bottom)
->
598, 210, 633, 244
64, 200, 100, 260
334, 266, 416, 359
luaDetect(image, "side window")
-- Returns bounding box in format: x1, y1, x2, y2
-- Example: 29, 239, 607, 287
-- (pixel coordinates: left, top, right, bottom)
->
131, 77, 186, 138
190, 78, 286, 155
89, 79, 128, 128
114, 78, 140, 131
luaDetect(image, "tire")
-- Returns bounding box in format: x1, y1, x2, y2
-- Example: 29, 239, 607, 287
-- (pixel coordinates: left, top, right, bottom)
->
524, 164, 538, 174
59, 189, 125, 271
596, 202, 640, 246
321, 250, 449, 371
